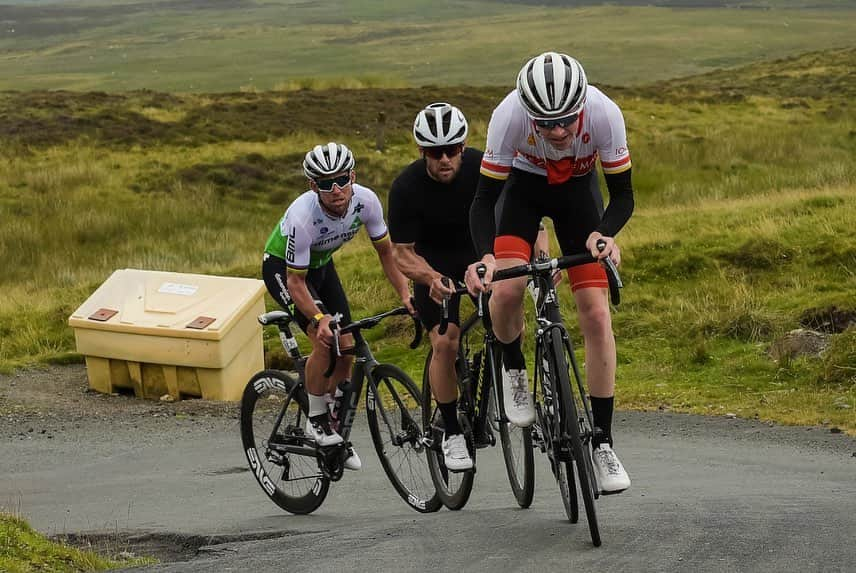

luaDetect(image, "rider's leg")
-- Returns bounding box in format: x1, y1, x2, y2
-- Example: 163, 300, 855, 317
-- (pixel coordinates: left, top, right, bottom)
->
571, 286, 616, 444
428, 325, 462, 433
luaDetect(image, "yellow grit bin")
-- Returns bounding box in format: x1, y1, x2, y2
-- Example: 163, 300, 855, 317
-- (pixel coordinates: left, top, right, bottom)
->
68, 269, 266, 401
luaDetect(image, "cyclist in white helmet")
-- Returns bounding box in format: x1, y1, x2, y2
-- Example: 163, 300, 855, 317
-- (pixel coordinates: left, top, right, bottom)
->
263, 142, 413, 470
465, 52, 634, 493
389, 103, 552, 473
388, 103, 480, 471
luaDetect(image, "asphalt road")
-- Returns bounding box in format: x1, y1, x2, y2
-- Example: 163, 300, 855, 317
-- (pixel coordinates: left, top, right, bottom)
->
2, 409, 854, 572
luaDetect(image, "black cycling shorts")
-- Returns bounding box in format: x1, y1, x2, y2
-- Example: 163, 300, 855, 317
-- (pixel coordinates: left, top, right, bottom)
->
262, 253, 352, 333
496, 168, 604, 255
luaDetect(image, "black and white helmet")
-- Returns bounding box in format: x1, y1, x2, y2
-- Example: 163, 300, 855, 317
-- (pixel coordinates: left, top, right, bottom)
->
302, 142, 355, 179
516, 52, 588, 120
412, 102, 468, 147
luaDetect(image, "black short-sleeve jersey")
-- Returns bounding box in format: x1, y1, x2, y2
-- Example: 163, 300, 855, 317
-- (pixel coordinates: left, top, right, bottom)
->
388, 147, 482, 279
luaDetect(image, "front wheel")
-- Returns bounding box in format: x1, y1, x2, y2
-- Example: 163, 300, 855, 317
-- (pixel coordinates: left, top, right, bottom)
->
240, 370, 329, 515
365, 363, 442, 513
552, 334, 601, 546
493, 349, 535, 508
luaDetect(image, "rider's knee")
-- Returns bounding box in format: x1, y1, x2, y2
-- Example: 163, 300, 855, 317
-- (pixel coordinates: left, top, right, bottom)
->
432, 334, 458, 358
579, 303, 612, 338
491, 281, 524, 312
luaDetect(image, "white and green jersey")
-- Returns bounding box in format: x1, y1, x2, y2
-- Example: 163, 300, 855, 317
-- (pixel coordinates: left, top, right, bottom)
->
264, 184, 389, 272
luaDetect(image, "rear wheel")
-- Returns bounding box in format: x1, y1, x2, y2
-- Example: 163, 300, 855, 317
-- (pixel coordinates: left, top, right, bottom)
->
422, 349, 474, 510
365, 364, 441, 513
552, 334, 601, 546
240, 370, 329, 515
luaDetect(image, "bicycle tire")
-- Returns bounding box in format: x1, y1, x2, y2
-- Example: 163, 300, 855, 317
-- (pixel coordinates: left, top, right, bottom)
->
493, 346, 535, 509
366, 363, 442, 513
537, 341, 578, 523
551, 333, 601, 546
240, 370, 329, 515
422, 349, 475, 511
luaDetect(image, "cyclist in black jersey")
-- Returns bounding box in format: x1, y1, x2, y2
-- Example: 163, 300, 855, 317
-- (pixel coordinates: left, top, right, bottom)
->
465, 52, 634, 493
389, 103, 553, 472
388, 103, 479, 471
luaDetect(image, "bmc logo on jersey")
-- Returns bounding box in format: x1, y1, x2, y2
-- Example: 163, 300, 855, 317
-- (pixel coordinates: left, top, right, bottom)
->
286, 228, 297, 262
615, 146, 627, 155
582, 133, 591, 144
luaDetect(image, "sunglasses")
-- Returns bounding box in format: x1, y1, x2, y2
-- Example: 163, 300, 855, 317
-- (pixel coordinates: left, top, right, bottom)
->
534, 114, 579, 130
315, 173, 351, 192
422, 144, 464, 160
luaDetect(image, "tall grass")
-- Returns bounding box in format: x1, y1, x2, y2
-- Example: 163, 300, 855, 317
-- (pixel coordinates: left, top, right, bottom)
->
1, 49, 853, 431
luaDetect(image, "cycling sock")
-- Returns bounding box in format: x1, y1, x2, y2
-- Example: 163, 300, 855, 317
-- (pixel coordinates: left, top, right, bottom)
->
438, 400, 461, 435
501, 336, 525, 371
590, 396, 614, 448
308, 393, 329, 417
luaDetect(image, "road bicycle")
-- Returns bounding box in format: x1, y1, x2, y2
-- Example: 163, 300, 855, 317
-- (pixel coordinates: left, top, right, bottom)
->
240, 306, 442, 514
487, 245, 622, 546
421, 277, 534, 511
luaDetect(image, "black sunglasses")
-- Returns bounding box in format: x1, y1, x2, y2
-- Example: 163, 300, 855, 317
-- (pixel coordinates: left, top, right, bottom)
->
534, 114, 579, 130
422, 144, 464, 160
315, 173, 351, 192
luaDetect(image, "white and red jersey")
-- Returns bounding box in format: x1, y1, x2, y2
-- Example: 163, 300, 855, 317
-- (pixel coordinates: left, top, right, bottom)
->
480, 86, 631, 185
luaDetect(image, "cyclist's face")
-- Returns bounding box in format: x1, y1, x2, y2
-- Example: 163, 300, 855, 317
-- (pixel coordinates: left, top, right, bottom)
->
422, 143, 464, 184
312, 170, 354, 216
535, 118, 580, 150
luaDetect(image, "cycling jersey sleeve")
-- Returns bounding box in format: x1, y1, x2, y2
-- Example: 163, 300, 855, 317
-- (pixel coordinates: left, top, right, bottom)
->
361, 187, 390, 242
469, 174, 505, 258
592, 91, 631, 175
387, 176, 419, 245
598, 168, 635, 237
480, 91, 523, 181
281, 211, 312, 272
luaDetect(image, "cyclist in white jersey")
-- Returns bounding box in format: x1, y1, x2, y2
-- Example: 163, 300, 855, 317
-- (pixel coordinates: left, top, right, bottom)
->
262, 143, 413, 470
465, 52, 634, 493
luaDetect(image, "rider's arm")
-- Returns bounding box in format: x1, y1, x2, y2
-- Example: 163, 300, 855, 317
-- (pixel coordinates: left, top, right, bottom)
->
393, 243, 455, 304
285, 271, 334, 344
373, 239, 414, 310
392, 243, 442, 286
469, 173, 505, 258
598, 169, 635, 238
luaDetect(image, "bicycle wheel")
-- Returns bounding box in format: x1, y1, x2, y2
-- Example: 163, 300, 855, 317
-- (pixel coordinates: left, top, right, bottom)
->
240, 370, 329, 515
422, 349, 474, 511
493, 348, 535, 508
536, 343, 578, 523
551, 333, 601, 546
366, 363, 442, 513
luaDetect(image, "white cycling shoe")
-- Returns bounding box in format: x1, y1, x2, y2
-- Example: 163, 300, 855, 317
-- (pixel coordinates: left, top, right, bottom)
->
502, 367, 535, 428
343, 447, 362, 471
305, 417, 344, 447
442, 433, 473, 472
592, 443, 631, 494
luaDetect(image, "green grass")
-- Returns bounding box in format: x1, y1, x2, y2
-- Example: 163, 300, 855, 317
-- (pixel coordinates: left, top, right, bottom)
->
1, 2, 855, 91
0, 512, 154, 572
1, 48, 854, 433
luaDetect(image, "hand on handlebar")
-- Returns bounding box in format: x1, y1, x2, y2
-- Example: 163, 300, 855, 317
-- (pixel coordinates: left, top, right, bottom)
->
429, 275, 456, 304
465, 256, 495, 295
314, 315, 336, 346
587, 233, 621, 267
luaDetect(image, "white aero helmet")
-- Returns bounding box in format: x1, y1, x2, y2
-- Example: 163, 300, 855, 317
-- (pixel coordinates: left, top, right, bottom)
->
302, 142, 355, 179
516, 52, 588, 120
412, 102, 468, 147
